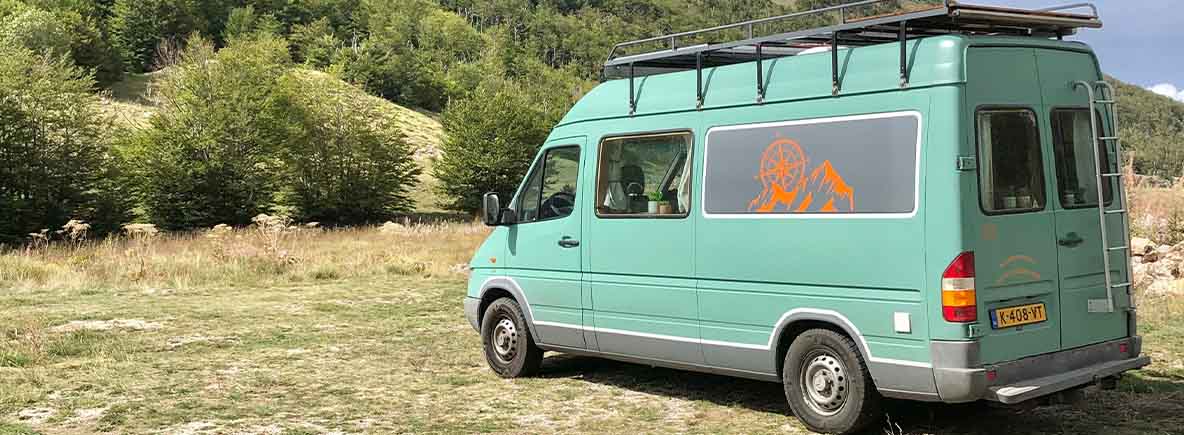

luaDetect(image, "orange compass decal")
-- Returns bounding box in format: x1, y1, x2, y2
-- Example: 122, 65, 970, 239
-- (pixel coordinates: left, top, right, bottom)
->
748, 137, 855, 213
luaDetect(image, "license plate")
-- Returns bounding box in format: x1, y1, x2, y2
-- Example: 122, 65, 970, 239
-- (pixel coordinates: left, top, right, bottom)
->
990, 303, 1047, 329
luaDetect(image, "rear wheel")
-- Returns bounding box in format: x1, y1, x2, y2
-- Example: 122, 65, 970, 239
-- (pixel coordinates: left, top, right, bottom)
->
481, 297, 542, 378
783, 328, 881, 434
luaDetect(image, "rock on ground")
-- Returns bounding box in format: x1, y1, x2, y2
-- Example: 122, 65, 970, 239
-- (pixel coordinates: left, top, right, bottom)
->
1132, 237, 1156, 256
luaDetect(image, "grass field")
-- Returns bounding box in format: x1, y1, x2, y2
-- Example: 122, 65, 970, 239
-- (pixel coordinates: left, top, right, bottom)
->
2, 222, 1183, 435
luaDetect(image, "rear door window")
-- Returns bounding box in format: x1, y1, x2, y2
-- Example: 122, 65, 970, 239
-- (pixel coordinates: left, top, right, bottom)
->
1051, 109, 1113, 208
976, 109, 1046, 214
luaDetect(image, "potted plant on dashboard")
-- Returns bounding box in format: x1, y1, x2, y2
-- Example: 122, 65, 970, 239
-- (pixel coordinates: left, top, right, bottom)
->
1062, 185, 1085, 206
647, 190, 666, 214
1016, 186, 1033, 209
1061, 188, 1076, 206
1002, 186, 1018, 210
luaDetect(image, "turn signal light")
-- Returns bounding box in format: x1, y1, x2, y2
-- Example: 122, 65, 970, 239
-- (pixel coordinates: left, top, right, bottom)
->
942, 252, 977, 323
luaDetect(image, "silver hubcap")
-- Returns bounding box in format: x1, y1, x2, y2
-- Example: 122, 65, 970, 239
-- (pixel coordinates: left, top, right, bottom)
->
492, 317, 518, 364
800, 352, 849, 416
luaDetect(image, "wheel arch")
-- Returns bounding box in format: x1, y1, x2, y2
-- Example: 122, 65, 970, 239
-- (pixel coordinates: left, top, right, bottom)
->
477, 276, 541, 339
771, 309, 875, 379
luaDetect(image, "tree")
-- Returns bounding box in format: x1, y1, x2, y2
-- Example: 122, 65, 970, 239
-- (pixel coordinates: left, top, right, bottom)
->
0, 42, 131, 244
109, 0, 196, 71
128, 35, 291, 229
433, 85, 559, 213
223, 5, 281, 42
273, 69, 421, 224
289, 17, 337, 68
0, 7, 73, 57
1, 2, 125, 85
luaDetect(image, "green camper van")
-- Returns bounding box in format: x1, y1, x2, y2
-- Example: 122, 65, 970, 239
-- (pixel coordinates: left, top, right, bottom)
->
462, 1, 1151, 433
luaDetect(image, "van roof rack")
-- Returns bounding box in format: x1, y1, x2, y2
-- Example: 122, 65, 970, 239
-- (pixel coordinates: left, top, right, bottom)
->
603, 0, 1101, 112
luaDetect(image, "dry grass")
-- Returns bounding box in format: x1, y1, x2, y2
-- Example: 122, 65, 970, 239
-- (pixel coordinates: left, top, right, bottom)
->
1, 221, 1182, 435
1130, 182, 1184, 245
0, 221, 487, 293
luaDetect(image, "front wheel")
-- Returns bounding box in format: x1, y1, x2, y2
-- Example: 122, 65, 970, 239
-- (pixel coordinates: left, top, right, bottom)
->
480, 297, 542, 378
782, 328, 881, 434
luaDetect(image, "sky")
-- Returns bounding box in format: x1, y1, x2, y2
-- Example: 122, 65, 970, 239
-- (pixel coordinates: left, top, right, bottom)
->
970, 0, 1184, 102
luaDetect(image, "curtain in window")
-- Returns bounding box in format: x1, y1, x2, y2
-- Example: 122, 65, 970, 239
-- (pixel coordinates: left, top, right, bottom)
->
602, 142, 628, 210
978, 114, 995, 208
677, 149, 692, 213
1072, 112, 1099, 202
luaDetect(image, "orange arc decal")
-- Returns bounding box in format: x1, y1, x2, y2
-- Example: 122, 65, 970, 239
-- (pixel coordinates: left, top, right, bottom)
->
994, 267, 1042, 285
1000, 255, 1037, 269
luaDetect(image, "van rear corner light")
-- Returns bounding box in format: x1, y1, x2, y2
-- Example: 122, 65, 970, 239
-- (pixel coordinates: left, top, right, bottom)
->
942, 251, 977, 323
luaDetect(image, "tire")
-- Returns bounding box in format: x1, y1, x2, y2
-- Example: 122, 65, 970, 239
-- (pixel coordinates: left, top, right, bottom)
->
782, 328, 881, 434
480, 297, 543, 378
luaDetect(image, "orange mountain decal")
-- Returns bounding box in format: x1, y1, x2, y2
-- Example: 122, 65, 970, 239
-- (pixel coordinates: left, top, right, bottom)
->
748, 138, 855, 213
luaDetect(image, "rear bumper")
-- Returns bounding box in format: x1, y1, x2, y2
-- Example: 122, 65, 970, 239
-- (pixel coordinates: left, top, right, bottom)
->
932, 336, 1150, 404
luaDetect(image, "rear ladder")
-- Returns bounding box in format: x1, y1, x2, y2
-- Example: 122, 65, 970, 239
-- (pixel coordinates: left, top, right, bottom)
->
1073, 80, 1134, 314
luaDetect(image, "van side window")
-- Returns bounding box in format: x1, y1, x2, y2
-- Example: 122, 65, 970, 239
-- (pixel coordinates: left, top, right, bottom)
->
518, 146, 580, 223
595, 132, 692, 217
976, 109, 1046, 214
703, 112, 919, 215
1051, 109, 1113, 208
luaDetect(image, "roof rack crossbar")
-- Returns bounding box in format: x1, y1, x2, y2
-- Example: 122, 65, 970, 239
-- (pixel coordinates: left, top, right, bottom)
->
1037, 2, 1099, 16
604, 0, 887, 63
606, 5, 955, 69
606, 1, 1101, 110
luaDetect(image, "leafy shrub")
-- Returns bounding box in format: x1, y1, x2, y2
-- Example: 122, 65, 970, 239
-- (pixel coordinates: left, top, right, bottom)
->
0, 42, 131, 244
109, 0, 197, 72
289, 17, 336, 68
58, 9, 124, 85
432, 85, 558, 213
1109, 78, 1184, 178
273, 69, 421, 224
333, 43, 451, 112
0, 7, 73, 56
0, 5, 124, 85
222, 5, 281, 43
128, 35, 291, 230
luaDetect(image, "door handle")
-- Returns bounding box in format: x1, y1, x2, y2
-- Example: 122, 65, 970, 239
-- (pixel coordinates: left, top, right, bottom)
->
1058, 232, 1084, 247
558, 237, 580, 248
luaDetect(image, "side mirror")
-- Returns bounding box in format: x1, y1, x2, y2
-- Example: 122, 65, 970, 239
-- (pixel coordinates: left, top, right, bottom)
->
482, 193, 518, 226
482, 192, 501, 226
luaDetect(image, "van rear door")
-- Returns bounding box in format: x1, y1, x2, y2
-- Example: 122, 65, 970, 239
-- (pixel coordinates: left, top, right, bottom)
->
1035, 48, 1131, 349
967, 47, 1063, 364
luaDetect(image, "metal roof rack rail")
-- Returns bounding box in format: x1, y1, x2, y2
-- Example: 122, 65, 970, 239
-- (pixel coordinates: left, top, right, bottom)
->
603, 0, 1101, 112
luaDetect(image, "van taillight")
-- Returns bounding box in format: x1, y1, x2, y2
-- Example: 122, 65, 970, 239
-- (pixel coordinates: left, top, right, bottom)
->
942, 252, 977, 323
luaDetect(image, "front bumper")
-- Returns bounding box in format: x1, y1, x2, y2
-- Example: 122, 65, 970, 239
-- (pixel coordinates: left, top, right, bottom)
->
932, 336, 1150, 404
464, 297, 481, 332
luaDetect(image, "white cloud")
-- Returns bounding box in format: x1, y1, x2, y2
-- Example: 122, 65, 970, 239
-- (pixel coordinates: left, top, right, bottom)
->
1147, 83, 1184, 102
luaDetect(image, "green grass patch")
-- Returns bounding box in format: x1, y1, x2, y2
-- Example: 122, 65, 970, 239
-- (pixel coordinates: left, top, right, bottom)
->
0, 421, 41, 435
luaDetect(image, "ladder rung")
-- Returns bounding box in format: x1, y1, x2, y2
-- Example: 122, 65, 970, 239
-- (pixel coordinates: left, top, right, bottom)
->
1102, 172, 1122, 177
1099, 136, 1119, 140
1095, 100, 1116, 104
1111, 282, 1131, 289
1107, 246, 1128, 251
1104, 209, 1127, 214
